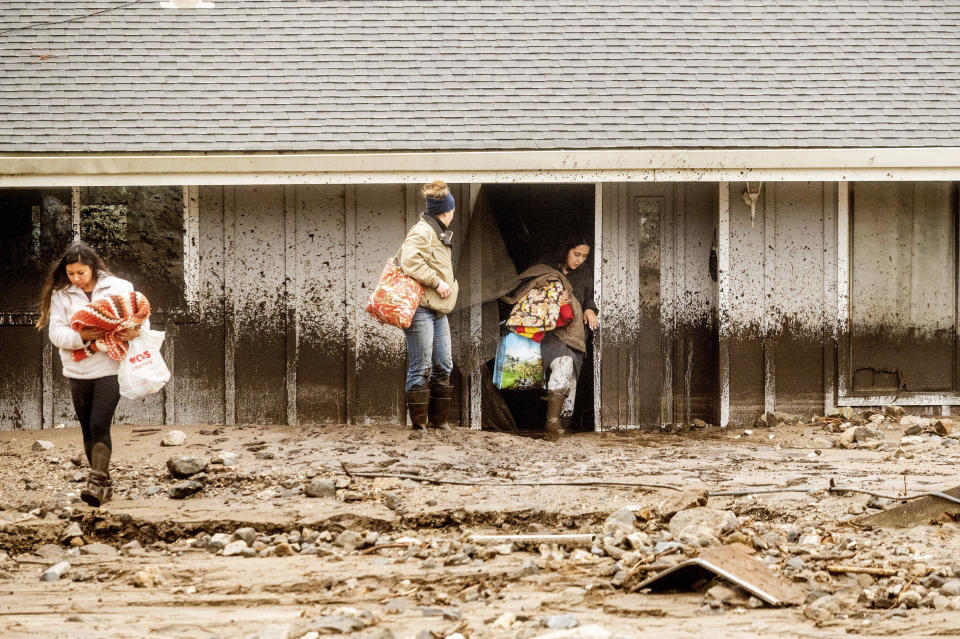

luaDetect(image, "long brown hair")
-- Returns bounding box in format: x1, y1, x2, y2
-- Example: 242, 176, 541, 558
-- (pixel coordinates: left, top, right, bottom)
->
36, 242, 111, 330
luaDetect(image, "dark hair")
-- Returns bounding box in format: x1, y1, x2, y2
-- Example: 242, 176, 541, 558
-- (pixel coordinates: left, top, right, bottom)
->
555, 235, 593, 270
36, 242, 111, 330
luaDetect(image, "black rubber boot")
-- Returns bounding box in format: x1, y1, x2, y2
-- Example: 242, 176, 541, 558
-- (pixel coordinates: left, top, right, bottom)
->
543, 390, 567, 442
406, 388, 430, 430
428, 383, 453, 430
81, 442, 111, 507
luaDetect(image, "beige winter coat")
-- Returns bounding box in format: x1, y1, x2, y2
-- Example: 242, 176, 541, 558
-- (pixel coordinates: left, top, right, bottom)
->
399, 217, 459, 315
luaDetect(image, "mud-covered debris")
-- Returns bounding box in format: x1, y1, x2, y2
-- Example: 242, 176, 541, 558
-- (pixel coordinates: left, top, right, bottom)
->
40, 561, 70, 582
169, 480, 203, 499
166, 455, 206, 478
304, 479, 336, 499
161, 430, 187, 446
32, 440, 54, 452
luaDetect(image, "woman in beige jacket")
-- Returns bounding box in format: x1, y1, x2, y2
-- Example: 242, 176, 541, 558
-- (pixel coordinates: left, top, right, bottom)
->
398, 180, 459, 430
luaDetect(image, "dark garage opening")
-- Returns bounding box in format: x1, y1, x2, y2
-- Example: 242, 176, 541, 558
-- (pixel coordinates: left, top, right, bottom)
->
481, 183, 597, 433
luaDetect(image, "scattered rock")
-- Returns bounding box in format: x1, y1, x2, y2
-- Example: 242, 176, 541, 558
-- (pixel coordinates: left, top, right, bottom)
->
804, 594, 842, 622
854, 425, 883, 443
60, 521, 83, 542
509, 559, 539, 580
304, 479, 337, 499
884, 405, 905, 419
942, 580, 960, 597
40, 561, 70, 582
133, 565, 163, 588
222, 540, 248, 557
706, 583, 740, 604
668, 507, 738, 538
334, 530, 363, 551
543, 614, 579, 629
161, 430, 187, 446
169, 481, 203, 499
79, 543, 117, 556
835, 427, 858, 449
32, 440, 54, 452
935, 420, 955, 436
234, 527, 257, 546
166, 455, 206, 478
654, 489, 709, 519
603, 509, 636, 535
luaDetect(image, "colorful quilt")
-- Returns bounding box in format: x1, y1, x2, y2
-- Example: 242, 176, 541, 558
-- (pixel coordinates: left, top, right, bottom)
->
505, 280, 564, 332
70, 291, 151, 362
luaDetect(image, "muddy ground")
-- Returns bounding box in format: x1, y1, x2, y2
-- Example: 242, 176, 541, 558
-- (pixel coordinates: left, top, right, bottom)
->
3, 414, 960, 638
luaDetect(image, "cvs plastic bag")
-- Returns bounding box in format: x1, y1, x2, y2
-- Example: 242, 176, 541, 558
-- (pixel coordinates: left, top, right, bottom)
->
118, 328, 171, 399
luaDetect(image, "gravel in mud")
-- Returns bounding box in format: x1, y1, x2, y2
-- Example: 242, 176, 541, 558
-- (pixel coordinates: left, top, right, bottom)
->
4, 410, 960, 638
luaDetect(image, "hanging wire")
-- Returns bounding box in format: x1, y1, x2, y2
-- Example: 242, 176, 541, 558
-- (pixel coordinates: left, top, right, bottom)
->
0, 0, 144, 37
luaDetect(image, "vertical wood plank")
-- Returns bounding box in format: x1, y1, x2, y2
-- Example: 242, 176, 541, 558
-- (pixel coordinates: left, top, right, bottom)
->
718, 182, 730, 427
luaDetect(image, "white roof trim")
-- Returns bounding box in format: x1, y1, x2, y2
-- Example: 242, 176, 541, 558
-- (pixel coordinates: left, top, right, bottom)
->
2, 148, 960, 186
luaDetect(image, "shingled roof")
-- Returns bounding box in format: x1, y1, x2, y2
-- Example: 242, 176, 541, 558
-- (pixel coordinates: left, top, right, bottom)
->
1, 0, 959, 153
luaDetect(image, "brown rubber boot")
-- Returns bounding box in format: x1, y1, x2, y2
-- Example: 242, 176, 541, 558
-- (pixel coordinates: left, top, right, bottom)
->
543, 390, 567, 442
81, 442, 111, 507
406, 388, 430, 430
428, 383, 453, 430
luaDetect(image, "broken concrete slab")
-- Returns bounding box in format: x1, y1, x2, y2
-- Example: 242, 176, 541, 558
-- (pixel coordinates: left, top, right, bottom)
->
634, 543, 804, 606
855, 484, 960, 528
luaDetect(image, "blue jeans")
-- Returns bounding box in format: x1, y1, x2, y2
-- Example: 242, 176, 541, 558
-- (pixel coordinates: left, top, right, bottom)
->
403, 306, 452, 391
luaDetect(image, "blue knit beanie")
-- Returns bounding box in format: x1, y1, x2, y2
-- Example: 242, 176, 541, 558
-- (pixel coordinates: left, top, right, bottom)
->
425, 192, 455, 216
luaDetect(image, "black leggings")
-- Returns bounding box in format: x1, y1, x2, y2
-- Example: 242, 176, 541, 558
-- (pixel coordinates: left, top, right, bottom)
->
68, 376, 120, 463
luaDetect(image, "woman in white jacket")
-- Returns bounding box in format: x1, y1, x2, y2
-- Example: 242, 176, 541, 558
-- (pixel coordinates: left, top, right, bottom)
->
36, 243, 141, 506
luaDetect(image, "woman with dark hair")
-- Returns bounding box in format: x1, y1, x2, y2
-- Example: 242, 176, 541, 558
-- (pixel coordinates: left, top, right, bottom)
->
399, 180, 459, 430
501, 235, 599, 439
36, 243, 142, 506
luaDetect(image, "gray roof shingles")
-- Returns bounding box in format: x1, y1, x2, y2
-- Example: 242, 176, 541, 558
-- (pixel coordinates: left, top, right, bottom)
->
0, 0, 959, 152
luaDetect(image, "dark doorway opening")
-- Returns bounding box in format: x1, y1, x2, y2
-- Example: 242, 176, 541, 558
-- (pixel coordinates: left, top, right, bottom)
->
481, 183, 597, 433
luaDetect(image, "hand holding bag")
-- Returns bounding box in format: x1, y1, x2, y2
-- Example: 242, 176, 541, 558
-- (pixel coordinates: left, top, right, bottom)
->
118, 328, 171, 399
493, 333, 544, 390
365, 249, 424, 329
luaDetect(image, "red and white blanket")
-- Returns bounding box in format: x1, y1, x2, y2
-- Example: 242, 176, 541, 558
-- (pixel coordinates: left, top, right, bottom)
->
70, 291, 151, 362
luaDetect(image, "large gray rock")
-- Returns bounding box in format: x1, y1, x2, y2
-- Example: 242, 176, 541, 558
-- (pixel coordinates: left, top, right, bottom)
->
234, 527, 257, 546
853, 425, 883, 443
655, 489, 709, 519
668, 507, 738, 538
169, 481, 203, 499
304, 479, 337, 498
166, 455, 206, 478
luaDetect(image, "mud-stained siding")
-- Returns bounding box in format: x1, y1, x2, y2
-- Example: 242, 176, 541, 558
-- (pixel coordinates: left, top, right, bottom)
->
770, 182, 829, 415
173, 185, 226, 424
294, 185, 348, 423
0, 328, 43, 429
231, 187, 288, 423
849, 182, 957, 394
676, 183, 718, 422
600, 183, 663, 428
725, 182, 835, 422
353, 185, 409, 423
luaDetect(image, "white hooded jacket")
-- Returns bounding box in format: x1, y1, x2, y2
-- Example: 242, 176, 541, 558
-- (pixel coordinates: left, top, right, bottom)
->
48, 272, 146, 379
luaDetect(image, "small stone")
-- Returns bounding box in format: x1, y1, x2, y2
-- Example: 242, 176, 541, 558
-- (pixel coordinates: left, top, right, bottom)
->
900, 435, 925, 447
161, 430, 187, 446
935, 419, 956, 436
508, 559, 539, 580
381, 491, 402, 510
339, 490, 364, 502
144, 485, 164, 496
804, 594, 842, 621
40, 561, 70, 582
603, 509, 636, 535
61, 521, 83, 542
900, 590, 923, 608
274, 543, 295, 557
32, 440, 54, 452
934, 594, 952, 610
207, 533, 232, 552
234, 527, 257, 546
942, 580, 960, 597
304, 479, 337, 499
854, 425, 883, 443
812, 436, 834, 448
169, 481, 203, 499
692, 418, 709, 429
79, 543, 117, 556
166, 455, 206, 478
904, 424, 924, 436
835, 427, 858, 448
668, 508, 738, 538
133, 565, 163, 588
786, 557, 806, 571
678, 525, 720, 548
222, 540, 248, 557
542, 614, 578, 629
884, 405, 905, 419
334, 530, 363, 551
706, 584, 739, 603
255, 624, 291, 639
